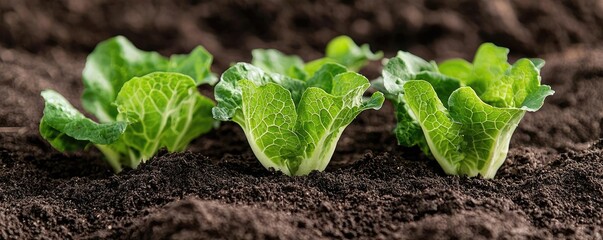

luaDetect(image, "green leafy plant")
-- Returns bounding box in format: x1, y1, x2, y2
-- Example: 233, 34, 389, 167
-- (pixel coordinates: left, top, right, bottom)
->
378, 43, 554, 179
40, 36, 216, 171
213, 37, 383, 175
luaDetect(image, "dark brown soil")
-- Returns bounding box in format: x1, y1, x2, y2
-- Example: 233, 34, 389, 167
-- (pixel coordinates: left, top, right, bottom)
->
1, 0, 603, 239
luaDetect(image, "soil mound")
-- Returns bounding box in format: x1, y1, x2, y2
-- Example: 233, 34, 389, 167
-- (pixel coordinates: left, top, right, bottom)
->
126, 198, 320, 240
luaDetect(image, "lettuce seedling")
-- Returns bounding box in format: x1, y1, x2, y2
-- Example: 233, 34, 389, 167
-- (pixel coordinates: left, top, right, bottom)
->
82, 36, 216, 123
40, 36, 215, 171
212, 36, 383, 176
378, 43, 553, 178
213, 62, 384, 176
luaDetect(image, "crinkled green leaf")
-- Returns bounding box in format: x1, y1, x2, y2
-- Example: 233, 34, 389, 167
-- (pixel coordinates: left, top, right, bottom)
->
392, 102, 429, 154
238, 80, 302, 175
115, 72, 215, 167
403, 81, 463, 173
520, 85, 554, 111
470, 43, 511, 94
437, 43, 513, 98
479, 59, 533, 108
251, 49, 306, 79
437, 45, 553, 110
438, 59, 472, 84
295, 72, 383, 175
394, 51, 439, 73
447, 86, 525, 178
213, 64, 383, 176
383, 52, 458, 102
414, 72, 463, 106
212, 63, 306, 122
305, 63, 347, 93
40, 90, 127, 149
168, 46, 217, 85
39, 118, 90, 152
380, 43, 554, 178
381, 51, 461, 152
82, 36, 215, 123
382, 57, 410, 96
304, 58, 339, 78
325, 35, 383, 71
404, 81, 525, 178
